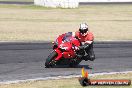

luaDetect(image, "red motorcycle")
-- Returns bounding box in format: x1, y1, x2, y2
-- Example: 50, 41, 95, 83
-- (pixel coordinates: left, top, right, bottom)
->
45, 33, 84, 68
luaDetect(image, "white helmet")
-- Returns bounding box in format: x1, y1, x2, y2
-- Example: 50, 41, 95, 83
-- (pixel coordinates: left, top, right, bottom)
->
79, 23, 88, 35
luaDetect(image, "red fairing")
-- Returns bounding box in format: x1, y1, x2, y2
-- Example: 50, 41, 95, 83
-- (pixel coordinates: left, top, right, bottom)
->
56, 34, 65, 45
63, 49, 75, 58
53, 33, 81, 61
54, 49, 62, 61
59, 42, 72, 51
60, 42, 76, 58
54, 42, 76, 60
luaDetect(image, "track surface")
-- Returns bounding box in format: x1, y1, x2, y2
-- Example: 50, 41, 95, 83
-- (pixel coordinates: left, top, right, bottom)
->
0, 41, 132, 82
0, 1, 33, 5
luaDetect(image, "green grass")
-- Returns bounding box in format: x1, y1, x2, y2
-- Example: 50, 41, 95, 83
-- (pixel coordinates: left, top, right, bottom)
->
0, 72, 131, 88
0, 4, 50, 9
0, 4, 132, 41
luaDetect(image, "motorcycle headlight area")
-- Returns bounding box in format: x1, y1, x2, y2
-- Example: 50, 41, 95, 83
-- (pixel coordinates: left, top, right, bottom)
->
59, 44, 68, 50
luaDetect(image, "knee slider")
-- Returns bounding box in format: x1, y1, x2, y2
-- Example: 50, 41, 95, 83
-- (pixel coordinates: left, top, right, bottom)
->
90, 55, 95, 61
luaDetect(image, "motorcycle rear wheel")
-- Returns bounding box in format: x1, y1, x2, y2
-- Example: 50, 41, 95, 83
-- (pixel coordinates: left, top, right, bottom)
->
45, 51, 57, 68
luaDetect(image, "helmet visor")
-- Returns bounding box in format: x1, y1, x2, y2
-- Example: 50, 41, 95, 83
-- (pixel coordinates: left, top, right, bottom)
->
79, 28, 88, 34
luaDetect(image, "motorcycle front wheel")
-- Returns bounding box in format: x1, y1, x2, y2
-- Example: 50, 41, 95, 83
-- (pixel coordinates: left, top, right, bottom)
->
45, 50, 58, 68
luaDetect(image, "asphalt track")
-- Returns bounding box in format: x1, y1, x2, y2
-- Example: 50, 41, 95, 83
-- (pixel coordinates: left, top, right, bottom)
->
0, 1, 33, 5
0, 41, 132, 82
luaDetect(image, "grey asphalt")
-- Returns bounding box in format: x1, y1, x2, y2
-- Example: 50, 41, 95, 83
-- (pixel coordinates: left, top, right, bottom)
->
79, 2, 132, 5
0, 41, 132, 82
0, 1, 33, 5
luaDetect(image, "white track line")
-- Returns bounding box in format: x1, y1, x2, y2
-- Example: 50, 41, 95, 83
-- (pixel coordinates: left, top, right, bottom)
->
0, 71, 132, 84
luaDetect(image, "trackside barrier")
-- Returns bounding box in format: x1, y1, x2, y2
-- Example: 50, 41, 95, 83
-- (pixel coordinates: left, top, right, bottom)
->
34, 0, 79, 8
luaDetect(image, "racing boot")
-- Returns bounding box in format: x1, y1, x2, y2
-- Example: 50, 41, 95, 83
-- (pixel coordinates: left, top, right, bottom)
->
82, 55, 89, 61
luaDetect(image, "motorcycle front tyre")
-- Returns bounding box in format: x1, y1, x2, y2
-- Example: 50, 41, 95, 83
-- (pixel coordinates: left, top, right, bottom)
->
45, 50, 57, 68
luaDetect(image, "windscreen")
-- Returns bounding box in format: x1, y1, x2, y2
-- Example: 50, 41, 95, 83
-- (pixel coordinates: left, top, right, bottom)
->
62, 33, 73, 42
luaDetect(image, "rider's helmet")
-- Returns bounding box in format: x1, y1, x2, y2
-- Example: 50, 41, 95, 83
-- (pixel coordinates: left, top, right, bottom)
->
79, 23, 88, 36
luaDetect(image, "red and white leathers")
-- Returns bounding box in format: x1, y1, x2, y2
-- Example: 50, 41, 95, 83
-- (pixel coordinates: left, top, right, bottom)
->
73, 31, 94, 45
73, 31, 95, 61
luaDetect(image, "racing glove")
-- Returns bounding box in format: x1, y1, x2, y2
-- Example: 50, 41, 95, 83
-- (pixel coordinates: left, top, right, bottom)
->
79, 43, 90, 50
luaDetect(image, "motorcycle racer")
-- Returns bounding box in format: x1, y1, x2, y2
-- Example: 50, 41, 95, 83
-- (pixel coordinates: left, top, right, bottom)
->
73, 23, 95, 61
45, 23, 95, 67
54, 23, 95, 61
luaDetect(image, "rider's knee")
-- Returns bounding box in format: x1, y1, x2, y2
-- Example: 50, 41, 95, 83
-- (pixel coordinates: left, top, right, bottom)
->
90, 55, 95, 61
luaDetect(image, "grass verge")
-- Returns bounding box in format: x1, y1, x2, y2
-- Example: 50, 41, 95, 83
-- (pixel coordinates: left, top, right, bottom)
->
0, 72, 131, 88
0, 4, 132, 41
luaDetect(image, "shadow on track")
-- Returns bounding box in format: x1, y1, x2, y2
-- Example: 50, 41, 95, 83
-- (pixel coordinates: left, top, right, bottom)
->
45, 65, 92, 69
